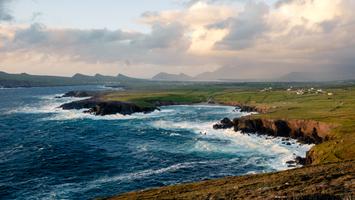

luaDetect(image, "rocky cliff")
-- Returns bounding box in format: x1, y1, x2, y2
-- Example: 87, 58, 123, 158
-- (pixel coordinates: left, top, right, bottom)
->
214, 117, 334, 164
214, 117, 332, 144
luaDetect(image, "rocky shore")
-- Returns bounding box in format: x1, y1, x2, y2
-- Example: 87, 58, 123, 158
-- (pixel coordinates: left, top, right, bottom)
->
60, 98, 156, 116
59, 91, 183, 116
213, 117, 334, 165
60, 90, 332, 165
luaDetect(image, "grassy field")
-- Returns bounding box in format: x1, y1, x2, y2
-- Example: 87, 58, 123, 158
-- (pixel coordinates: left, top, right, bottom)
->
101, 84, 355, 164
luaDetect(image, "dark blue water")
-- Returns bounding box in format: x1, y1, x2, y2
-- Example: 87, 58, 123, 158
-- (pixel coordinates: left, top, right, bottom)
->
0, 86, 312, 200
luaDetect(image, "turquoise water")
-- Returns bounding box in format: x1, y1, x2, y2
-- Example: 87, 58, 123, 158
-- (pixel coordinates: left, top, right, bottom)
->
0, 86, 312, 199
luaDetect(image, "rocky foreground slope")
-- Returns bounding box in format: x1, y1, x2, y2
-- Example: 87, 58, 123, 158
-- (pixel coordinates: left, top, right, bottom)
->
103, 161, 354, 200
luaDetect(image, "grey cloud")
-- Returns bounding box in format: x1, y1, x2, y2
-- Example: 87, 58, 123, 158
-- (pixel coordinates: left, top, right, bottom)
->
274, 0, 295, 8
132, 22, 189, 50
0, 0, 13, 21
3, 22, 191, 66
214, 1, 269, 50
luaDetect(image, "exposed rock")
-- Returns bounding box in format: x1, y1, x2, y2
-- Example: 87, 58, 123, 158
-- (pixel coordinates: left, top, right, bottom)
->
295, 156, 307, 165
222, 102, 268, 113
232, 117, 331, 144
60, 99, 99, 110
238, 105, 258, 113
61, 91, 102, 98
213, 118, 234, 129
286, 160, 296, 164
60, 98, 156, 116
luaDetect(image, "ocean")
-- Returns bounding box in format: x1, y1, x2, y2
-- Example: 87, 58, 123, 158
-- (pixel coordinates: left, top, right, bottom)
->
0, 86, 312, 200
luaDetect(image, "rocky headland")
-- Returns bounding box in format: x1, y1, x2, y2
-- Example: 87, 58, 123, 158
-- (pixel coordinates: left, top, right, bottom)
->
213, 115, 335, 165
60, 98, 156, 116
59, 91, 188, 116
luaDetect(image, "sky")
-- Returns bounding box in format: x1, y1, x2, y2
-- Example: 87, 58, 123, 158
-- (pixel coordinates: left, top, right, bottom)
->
0, 0, 354, 79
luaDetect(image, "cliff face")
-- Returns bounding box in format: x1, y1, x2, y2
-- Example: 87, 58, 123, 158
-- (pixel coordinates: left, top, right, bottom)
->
232, 118, 332, 144
214, 117, 334, 164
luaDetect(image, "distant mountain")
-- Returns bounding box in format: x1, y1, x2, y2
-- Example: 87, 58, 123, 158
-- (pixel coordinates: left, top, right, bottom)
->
277, 72, 319, 82
194, 67, 355, 82
194, 66, 245, 81
0, 71, 145, 88
277, 70, 355, 82
152, 72, 193, 81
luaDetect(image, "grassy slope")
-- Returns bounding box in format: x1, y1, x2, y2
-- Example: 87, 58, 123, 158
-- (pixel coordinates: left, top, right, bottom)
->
105, 161, 354, 200
102, 86, 355, 164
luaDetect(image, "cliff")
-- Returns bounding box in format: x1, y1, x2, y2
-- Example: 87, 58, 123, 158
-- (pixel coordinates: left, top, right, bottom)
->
214, 117, 334, 164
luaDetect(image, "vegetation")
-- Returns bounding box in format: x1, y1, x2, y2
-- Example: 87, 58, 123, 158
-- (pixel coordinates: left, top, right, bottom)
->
101, 85, 355, 199
104, 161, 354, 200
101, 85, 355, 164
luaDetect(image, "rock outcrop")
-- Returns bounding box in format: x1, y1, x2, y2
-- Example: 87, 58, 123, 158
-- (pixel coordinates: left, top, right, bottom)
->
238, 105, 259, 113
213, 118, 234, 129
222, 102, 267, 113
61, 91, 103, 98
214, 117, 331, 144
213, 117, 334, 165
60, 98, 156, 115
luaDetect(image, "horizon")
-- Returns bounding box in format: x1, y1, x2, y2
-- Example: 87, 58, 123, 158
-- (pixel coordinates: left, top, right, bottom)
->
0, 0, 354, 80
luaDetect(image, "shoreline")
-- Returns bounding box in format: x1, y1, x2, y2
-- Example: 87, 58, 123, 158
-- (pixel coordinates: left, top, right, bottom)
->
59, 90, 328, 165
57, 90, 353, 199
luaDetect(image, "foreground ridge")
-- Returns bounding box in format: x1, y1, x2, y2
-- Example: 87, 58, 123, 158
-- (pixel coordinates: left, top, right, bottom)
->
103, 161, 355, 200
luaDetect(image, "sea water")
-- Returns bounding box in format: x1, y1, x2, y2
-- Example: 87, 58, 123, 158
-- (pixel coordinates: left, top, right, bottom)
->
0, 86, 313, 199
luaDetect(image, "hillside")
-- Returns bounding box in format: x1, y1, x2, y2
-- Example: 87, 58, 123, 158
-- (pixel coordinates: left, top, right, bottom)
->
106, 161, 354, 200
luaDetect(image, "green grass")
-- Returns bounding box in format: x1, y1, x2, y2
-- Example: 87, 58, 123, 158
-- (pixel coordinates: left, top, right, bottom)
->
101, 86, 355, 164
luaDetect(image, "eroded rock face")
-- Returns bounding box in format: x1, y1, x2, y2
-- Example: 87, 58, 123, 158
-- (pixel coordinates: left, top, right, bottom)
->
233, 118, 330, 144
213, 117, 333, 165
214, 117, 332, 145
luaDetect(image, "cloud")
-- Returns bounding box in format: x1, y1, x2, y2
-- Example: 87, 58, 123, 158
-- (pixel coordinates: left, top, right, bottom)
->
0, 0, 354, 79
1, 22, 193, 67
0, 0, 13, 21
214, 1, 269, 50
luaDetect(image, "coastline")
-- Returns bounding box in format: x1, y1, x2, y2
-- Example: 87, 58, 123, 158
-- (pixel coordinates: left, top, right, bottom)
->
59, 90, 331, 165
58, 90, 354, 199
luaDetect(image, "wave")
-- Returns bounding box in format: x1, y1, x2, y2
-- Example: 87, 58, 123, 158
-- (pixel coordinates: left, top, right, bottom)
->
45, 160, 211, 198
9, 93, 313, 172
150, 119, 312, 171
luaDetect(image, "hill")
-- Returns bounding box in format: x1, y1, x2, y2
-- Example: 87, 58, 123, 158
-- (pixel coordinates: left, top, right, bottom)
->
152, 72, 193, 81
0, 71, 145, 88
